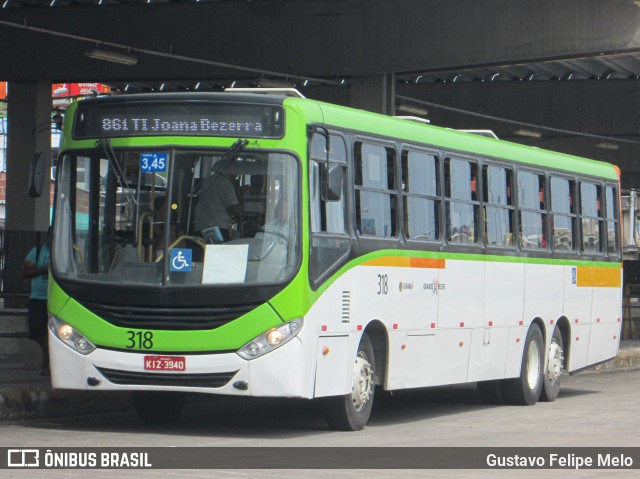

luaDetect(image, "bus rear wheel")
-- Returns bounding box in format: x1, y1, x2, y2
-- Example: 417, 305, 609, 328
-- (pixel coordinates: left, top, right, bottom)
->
133, 391, 186, 425
504, 324, 544, 406
540, 327, 564, 402
322, 334, 375, 431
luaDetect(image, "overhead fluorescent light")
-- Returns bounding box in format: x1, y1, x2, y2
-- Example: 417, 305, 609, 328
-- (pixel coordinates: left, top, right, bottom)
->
397, 102, 429, 116
85, 48, 138, 66
595, 141, 620, 150
513, 128, 542, 139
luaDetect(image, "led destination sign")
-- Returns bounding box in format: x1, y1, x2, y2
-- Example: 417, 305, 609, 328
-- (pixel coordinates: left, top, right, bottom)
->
73, 102, 284, 139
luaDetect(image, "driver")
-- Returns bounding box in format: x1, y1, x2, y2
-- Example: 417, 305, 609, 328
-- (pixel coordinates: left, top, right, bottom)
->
194, 172, 239, 243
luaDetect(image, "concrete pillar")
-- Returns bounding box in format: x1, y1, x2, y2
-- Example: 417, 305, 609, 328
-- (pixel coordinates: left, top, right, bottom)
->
6, 81, 51, 231
3, 82, 51, 309
350, 73, 396, 115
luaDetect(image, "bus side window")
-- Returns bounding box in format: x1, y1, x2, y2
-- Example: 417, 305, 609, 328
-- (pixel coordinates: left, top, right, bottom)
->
550, 177, 576, 252
402, 150, 440, 242
445, 158, 479, 244
354, 142, 397, 238
483, 164, 514, 248
518, 171, 547, 250
580, 182, 604, 253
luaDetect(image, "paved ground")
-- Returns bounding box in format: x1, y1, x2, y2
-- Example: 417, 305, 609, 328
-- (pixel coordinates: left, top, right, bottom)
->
0, 369, 639, 478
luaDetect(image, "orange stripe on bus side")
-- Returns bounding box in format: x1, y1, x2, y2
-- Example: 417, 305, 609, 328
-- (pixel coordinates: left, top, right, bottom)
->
576, 266, 621, 288
410, 258, 446, 269
362, 257, 409, 267
363, 257, 446, 269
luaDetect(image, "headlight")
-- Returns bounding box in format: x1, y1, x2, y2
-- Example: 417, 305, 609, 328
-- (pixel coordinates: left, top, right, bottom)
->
48, 314, 96, 355
237, 318, 302, 360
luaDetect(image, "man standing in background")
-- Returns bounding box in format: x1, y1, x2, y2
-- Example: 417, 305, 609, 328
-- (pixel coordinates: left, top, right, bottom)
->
21, 227, 51, 376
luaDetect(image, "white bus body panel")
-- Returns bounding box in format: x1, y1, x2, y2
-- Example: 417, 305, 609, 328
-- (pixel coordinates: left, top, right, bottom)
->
50, 256, 621, 400
307, 257, 621, 398
564, 265, 594, 371
467, 327, 511, 382
484, 260, 524, 330
588, 272, 623, 364
438, 259, 485, 330
313, 335, 351, 397
524, 262, 564, 326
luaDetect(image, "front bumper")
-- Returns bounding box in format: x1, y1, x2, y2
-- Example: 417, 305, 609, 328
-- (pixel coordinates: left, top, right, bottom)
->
48, 331, 307, 398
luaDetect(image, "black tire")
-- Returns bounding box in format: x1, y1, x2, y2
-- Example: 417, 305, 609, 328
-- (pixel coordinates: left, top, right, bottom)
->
477, 380, 505, 405
322, 334, 375, 431
504, 324, 544, 406
133, 391, 186, 425
540, 326, 564, 402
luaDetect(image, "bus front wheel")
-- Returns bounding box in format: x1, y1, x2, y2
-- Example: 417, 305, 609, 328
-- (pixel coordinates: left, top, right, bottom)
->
322, 334, 375, 431
504, 324, 544, 406
133, 391, 186, 425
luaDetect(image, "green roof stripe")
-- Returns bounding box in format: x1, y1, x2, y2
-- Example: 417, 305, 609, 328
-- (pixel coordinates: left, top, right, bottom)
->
285, 98, 619, 181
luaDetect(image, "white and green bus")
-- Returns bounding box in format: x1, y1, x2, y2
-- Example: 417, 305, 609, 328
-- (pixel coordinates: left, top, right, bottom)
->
48, 91, 622, 430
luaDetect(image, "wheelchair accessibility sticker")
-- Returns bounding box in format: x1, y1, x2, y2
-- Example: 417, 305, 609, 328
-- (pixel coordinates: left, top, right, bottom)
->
170, 249, 192, 272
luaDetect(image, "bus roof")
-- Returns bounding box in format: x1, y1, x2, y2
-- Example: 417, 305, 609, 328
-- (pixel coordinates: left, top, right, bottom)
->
284, 96, 619, 182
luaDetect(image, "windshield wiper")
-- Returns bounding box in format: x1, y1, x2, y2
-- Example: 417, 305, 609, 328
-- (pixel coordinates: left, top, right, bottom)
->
194, 139, 249, 196
98, 138, 137, 205
214, 138, 249, 174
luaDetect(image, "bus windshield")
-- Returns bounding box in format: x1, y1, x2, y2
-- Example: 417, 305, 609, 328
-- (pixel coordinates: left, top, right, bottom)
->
53, 147, 299, 287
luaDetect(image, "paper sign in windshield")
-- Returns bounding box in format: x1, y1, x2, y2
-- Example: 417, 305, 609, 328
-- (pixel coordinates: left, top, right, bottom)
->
202, 244, 249, 284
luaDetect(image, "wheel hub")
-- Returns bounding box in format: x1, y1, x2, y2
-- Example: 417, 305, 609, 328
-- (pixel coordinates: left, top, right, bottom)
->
547, 340, 564, 384
351, 353, 372, 412
526, 340, 541, 390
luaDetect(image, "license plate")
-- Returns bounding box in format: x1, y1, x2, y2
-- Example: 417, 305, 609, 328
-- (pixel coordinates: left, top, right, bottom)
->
144, 355, 186, 371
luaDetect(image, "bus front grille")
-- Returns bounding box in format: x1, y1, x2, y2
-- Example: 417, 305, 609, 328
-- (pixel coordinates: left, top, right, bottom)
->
95, 367, 238, 389
78, 301, 259, 330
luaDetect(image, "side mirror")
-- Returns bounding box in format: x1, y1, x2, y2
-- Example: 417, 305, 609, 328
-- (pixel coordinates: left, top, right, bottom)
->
27, 152, 46, 198
321, 162, 342, 202
309, 125, 343, 202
